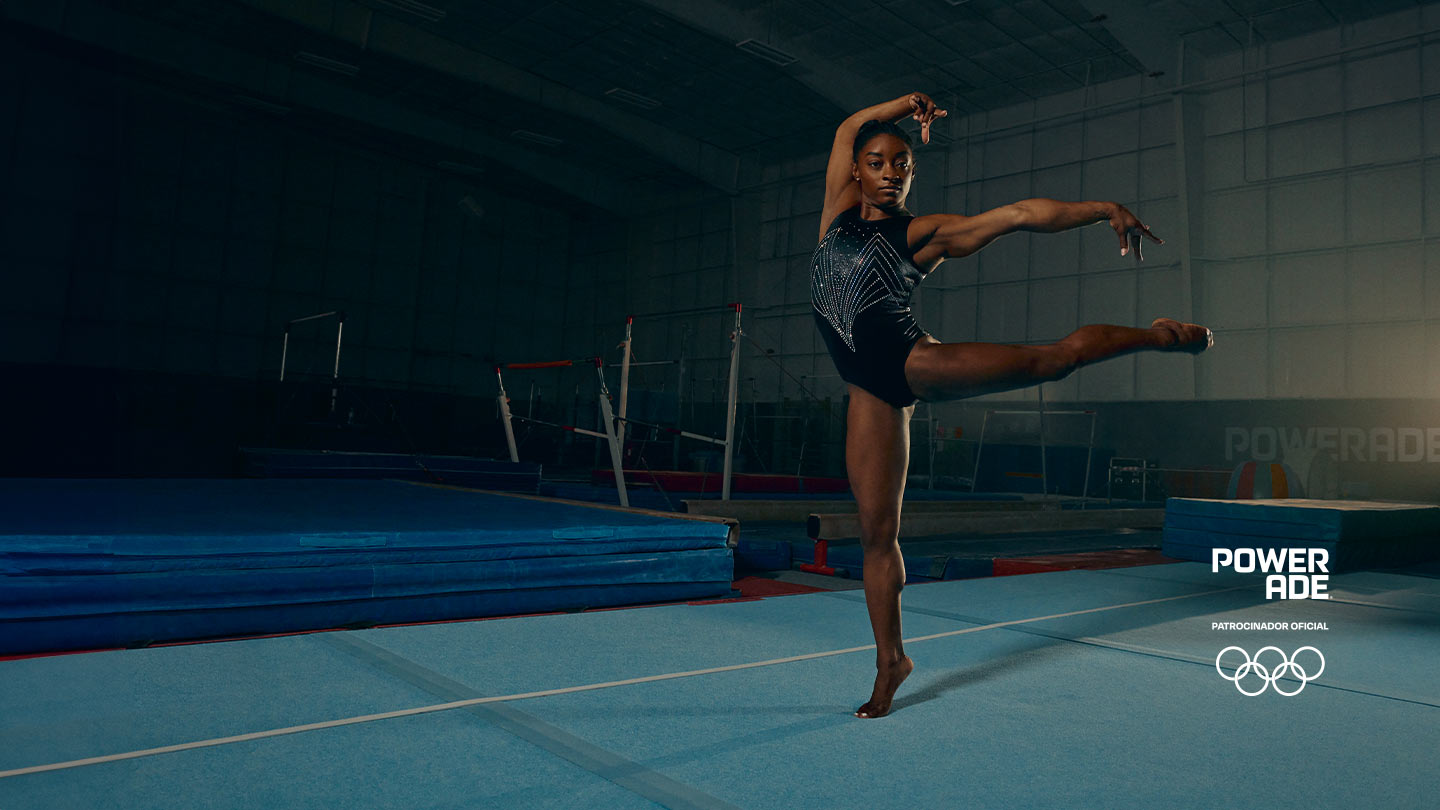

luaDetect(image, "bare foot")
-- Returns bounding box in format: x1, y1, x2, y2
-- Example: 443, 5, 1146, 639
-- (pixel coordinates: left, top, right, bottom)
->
1151, 317, 1213, 354
855, 655, 914, 719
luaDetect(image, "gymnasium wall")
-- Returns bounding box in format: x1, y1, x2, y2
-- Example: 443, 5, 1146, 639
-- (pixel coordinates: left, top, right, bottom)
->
738, 6, 1440, 407
703, 6, 1440, 498
0, 33, 579, 398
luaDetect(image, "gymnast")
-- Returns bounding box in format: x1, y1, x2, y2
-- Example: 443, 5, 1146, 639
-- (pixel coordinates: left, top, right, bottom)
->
812, 92, 1212, 718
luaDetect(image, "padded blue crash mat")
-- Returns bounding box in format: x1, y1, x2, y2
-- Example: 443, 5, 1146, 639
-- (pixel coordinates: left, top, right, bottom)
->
1162, 498, 1440, 570
0, 480, 732, 655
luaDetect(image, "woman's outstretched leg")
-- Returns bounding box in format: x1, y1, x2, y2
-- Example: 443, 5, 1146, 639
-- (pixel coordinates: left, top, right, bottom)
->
845, 385, 915, 719
905, 318, 1210, 401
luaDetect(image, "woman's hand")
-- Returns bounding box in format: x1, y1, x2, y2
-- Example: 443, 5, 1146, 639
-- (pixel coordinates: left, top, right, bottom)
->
1108, 204, 1163, 261
908, 93, 948, 144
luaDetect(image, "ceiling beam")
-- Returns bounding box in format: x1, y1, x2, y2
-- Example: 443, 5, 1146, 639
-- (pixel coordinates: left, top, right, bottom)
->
632, 0, 892, 116
235, 0, 740, 195
3, 0, 644, 214
1076, 0, 1180, 77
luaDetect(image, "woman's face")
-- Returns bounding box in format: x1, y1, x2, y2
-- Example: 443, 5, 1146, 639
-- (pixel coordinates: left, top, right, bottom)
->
853, 133, 914, 210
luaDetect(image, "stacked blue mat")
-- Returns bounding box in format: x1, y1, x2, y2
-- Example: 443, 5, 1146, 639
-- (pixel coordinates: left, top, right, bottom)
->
240, 448, 542, 493
1162, 497, 1440, 571
0, 479, 733, 656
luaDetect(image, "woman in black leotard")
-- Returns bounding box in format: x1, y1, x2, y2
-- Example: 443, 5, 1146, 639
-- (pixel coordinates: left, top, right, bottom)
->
815, 93, 1212, 719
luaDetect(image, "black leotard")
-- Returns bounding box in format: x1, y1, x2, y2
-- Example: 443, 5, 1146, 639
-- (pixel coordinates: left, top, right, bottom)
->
811, 206, 929, 408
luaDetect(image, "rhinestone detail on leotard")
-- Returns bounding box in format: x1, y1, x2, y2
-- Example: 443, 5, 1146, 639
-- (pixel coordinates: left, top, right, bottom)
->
811, 217, 910, 351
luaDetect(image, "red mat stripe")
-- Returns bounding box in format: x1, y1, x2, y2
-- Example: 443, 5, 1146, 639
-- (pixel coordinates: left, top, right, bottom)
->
992, 548, 1179, 577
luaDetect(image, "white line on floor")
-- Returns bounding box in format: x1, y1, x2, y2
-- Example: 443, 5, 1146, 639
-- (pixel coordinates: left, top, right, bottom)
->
0, 585, 1243, 779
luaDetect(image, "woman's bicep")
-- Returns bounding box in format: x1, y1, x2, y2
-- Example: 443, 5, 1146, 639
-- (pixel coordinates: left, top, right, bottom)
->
921, 207, 1021, 259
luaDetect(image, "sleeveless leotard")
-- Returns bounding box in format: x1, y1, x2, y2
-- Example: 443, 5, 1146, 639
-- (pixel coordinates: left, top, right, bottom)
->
811, 206, 929, 408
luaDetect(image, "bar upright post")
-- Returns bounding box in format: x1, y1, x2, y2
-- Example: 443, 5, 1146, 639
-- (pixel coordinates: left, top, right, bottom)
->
1038, 385, 1048, 497
618, 316, 633, 445
330, 312, 346, 417
595, 360, 629, 507
495, 367, 519, 463
971, 410, 990, 493
280, 328, 290, 381
720, 304, 742, 500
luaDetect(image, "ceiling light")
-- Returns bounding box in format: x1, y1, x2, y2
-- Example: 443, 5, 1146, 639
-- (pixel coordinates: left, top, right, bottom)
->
294, 51, 360, 76
605, 87, 662, 110
735, 39, 797, 67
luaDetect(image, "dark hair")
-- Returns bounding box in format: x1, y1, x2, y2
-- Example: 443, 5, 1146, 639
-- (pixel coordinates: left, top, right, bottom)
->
852, 120, 913, 161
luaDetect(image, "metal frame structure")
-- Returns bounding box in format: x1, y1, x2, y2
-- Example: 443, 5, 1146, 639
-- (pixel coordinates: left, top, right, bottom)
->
278, 310, 346, 417
614, 303, 743, 500
970, 386, 1098, 503
1105, 459, 1231, 503
495, 357, 630, 507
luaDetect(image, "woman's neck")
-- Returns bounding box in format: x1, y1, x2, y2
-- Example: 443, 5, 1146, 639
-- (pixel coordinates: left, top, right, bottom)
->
859, 201, 909, 220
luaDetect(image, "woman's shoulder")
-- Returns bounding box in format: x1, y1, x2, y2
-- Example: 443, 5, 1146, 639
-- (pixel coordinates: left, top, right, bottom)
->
821, 204, 861, 232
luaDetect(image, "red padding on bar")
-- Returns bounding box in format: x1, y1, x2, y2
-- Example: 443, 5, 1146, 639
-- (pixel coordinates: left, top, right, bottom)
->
505, 360, 574, 370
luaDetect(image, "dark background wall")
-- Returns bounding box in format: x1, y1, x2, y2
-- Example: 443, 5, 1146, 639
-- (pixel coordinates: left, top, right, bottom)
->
4, 8, 1440, 503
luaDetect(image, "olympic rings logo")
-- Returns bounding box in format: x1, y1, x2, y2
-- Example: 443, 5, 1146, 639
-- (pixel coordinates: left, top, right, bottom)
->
1215, 646, 1325, 696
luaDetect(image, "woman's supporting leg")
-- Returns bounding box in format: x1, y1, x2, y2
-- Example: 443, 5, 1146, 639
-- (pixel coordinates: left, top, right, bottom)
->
845, 385, 916, 719
905, 318, 1211, 402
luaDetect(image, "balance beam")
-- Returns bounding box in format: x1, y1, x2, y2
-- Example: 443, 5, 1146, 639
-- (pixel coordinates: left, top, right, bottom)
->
801, 507, 1165, 575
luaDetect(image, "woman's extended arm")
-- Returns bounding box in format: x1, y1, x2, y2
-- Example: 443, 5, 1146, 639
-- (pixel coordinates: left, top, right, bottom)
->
911, 199, 1163, 268
820, 93, 946, 237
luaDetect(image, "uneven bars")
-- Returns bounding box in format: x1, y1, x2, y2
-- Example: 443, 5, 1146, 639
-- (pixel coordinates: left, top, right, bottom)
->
501, 357, 602, 371
279, 310, 346, 386
626, 302, 741, 321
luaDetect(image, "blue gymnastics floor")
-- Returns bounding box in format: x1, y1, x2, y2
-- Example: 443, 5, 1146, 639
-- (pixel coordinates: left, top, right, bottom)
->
2, 562, 1437, 809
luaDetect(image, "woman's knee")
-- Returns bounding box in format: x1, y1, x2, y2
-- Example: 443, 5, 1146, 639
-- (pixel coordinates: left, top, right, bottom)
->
857, 511, 900, 549
1036, 345, 1080, 382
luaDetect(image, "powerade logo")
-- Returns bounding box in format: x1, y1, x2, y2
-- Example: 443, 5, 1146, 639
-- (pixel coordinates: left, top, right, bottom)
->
1225, 425, 1440, 463
1212, 548, 1331, 599
1216, 646, 1325, 696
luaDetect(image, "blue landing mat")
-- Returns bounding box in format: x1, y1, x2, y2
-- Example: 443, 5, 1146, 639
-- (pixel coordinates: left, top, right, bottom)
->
2, 563, 1436, 808
1163, 498, 1440, 570
0, 480, 732, 655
